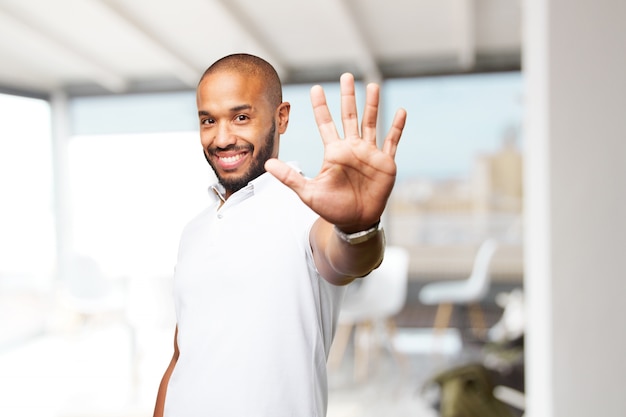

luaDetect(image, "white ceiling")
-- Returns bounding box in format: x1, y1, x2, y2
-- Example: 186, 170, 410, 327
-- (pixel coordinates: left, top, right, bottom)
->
0, 0, 521, 97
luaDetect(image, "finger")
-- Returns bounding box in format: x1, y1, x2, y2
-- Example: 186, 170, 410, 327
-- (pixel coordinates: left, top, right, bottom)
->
311, 85, 340, 146
382, 108, 407, 158
264, 158, 307, 195
340, 73, 359, 139
361, 83, 380, 145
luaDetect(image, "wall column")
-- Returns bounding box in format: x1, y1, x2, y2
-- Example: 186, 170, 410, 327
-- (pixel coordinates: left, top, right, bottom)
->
524, 1, 626, 416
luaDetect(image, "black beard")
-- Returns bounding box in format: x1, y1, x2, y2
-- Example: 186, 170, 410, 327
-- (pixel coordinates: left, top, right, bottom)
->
204, 121, 276, 195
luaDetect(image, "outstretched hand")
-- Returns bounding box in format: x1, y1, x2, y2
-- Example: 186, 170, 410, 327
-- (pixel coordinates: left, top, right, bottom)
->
265, 73, 406, 233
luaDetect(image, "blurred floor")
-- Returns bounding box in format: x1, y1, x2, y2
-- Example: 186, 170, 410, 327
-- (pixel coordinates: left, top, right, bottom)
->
325, 299, 505, 417
0, 296, 506, 417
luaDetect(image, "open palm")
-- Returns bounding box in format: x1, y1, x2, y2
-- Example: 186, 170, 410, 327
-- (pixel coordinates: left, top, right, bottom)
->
265, 73, 407, 232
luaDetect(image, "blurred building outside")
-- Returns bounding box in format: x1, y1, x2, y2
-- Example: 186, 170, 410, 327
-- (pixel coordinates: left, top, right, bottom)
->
388, 126, 524, 285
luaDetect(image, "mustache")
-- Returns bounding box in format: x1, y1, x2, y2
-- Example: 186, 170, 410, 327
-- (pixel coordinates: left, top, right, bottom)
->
205, 144, 254, 155
206, 144, 253, 155
203, 144, 253, 167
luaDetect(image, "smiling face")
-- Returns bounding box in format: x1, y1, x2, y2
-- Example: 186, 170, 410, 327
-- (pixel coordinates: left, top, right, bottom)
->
197, 69, 289, 199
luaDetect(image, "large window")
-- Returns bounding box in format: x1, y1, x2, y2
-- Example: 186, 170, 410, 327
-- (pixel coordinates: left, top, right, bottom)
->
0, 94, 55, 286
0, 93, 54, 349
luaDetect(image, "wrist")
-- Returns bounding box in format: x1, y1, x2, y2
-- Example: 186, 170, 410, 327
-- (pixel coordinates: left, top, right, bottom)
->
334, 221, 383, 245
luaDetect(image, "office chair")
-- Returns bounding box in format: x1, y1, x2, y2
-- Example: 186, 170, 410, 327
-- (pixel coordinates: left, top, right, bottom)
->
418, 239, 499, 338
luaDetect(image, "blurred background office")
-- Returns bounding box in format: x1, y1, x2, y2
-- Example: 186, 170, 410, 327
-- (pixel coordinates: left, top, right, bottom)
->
1, 1, 624, 417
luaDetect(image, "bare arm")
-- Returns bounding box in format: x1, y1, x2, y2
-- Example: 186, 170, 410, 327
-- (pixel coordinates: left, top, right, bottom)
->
153, 326, 179, 417
265, 73, 406, 285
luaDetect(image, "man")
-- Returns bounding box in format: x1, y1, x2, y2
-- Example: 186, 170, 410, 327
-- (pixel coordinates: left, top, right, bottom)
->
154, 53, 406, 417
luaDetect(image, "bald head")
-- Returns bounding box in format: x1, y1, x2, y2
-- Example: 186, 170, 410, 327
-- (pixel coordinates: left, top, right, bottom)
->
199, 53, 283, 109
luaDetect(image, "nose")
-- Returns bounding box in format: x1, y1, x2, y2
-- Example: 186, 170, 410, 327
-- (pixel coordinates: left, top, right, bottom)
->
213, 122, 236, 149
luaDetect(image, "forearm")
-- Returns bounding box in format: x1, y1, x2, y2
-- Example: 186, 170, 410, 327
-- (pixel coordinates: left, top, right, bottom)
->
153, 354, 177, 417
154, 327, 179, 417
311, 218, 385, 286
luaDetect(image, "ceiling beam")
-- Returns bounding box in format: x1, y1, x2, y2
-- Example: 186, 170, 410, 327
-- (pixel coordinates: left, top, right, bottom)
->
0, 2, 127, 93
334, 0, 382, 83
458, 0, 477, 70
96, 0, 200, 88
211, 0, 287, 78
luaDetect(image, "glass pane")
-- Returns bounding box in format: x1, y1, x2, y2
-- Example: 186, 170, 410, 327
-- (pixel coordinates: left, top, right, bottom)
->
0, 93, 54, 347
383, 72, 524, 282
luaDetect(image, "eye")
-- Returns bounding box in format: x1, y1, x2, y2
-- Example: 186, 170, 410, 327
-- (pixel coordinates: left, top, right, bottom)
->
235, 114, 249, 122
201, 117, 215, 125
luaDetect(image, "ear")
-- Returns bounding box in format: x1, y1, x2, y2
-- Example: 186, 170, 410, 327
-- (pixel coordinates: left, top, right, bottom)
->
276, 102, 290, 134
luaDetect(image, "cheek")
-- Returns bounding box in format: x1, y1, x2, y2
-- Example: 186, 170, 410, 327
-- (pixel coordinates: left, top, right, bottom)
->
199, 131, 211, 149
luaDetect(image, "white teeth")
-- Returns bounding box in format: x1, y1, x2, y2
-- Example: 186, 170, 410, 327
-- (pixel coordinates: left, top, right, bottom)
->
220, 154, 244, 163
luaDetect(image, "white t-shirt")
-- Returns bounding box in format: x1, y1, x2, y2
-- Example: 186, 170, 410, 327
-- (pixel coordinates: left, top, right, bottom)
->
164, 171, 345, 417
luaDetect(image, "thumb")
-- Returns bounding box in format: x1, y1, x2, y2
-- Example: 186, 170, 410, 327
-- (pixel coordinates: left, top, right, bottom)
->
264, 158, 307, 194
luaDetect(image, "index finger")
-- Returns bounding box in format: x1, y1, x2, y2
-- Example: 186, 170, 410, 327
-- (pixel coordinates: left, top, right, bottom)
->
382, 108, 407, 158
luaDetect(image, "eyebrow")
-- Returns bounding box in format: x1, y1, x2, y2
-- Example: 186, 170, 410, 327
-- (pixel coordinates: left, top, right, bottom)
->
198, 104, 253, 118
230, 104, 253, 112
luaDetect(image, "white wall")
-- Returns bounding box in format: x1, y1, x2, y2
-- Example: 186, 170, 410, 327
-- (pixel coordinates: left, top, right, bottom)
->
524, 1, 626, 416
